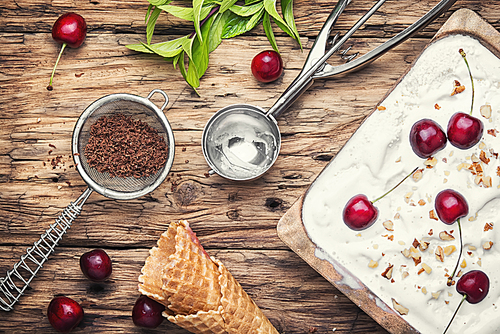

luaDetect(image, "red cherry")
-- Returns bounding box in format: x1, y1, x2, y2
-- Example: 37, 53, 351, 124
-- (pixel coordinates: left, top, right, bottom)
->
409, 119, 447, 158
447, 112, 484, 149
47, 296, 84, 333
132, 295, 165, 328
80, 249, 112, 281
343, 194, 378, 231
456, 270, 490, 304
52, 13, 87, 48
251, 50, 283, 83
48, 12, 87, 90
434, 189, 469, 225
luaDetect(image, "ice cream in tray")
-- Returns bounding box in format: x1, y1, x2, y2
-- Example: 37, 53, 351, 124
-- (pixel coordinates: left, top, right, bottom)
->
278, 9, 500, 334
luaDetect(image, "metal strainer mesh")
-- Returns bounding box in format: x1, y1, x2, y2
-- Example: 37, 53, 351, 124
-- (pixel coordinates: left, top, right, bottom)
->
72, 91, 175, 200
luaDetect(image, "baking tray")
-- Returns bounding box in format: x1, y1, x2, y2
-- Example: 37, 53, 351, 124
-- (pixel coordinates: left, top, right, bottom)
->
277, 8, 500, 334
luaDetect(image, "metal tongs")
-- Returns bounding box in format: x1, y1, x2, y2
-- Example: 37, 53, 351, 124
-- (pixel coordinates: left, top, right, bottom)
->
202, 0, 457, 181
269, 0, 458, 118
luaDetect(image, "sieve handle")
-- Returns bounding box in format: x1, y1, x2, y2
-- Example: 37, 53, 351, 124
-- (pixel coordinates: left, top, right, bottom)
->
0, 187, 93, 311
147, 89, 169, 111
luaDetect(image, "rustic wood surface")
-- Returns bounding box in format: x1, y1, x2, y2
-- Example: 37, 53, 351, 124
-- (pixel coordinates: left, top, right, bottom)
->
0, 0, 498, 333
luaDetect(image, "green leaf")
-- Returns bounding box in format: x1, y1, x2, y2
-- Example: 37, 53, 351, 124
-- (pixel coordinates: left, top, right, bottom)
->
245, 6, 264, 31
263, 0, 293, 37
191, 15, 214, 78
262, 12, 279, 53
193, 0, 204, 43
157, 4, 215, 21
173, 52, 182, 69
208, 11, 228, 53
145, 4, 153, 23
245, 0, 261, 5
222, 9, 262, 39
126, 43, 154, 54
148, 0, 170, 6
219, 0, 238, 13
281, 0, 301, 48
140, 36, 187, 57
146, 7, 162, 45
228, 2, 263, 17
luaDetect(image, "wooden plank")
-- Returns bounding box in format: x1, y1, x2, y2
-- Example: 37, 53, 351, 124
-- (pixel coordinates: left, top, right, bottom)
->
0, 0, 475, 37
0, 247, 387, 333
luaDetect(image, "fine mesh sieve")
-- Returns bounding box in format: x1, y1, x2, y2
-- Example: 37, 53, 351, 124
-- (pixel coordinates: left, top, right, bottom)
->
73, 89, 175, 199
0, 89, 175, 311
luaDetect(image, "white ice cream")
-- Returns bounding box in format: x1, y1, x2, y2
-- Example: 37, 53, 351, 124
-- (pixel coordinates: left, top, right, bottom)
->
302, 35, 500, 334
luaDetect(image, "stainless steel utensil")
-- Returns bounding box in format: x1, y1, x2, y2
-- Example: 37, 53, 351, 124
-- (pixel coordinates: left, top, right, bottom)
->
0, 89, 175, 311
202, 0, 457, 181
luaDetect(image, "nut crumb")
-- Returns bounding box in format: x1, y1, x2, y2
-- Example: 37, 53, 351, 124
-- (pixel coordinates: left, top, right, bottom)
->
480, 104, 492, 119
391, 298, 409, 315
487, 129, 498, 137
377, 106, 386, 111
484, 222, 494, 232
434, 103, 441, 110
479, 150, 490, 164
428, 229, 434, 236
432, 291, 441, 299
460, 259, 467, 268
444, 245, 457, 256
381, 264, 394, 280
421, 263, 432, 274
412, 168, 423, 181
419, 241, 430, 252
368, 260, 379, 268
383, 220, 394, 231
483, 241, 493, 250
451, 80, 465, 96
425, 157, 438, 168
435, 246, 444, 262
439, 231, 455, 241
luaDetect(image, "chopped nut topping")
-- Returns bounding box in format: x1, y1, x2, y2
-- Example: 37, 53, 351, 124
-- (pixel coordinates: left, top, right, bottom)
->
402, 271, 409, 279
479, 150, 490, 164
377, 106, 386, 111
483, 241, 493, 250
467, 245, 477, 251
418, 268, 425, 275
439, 231, 455, 241
401, 248, 411, 258
460, 259, 467, 268
488, 129, 498, 137
368, 260, 379, 268
421, 287, 428, 295
418, 199, 426, 206
444, 245, 457, 256
480, 104, 492, 119
392, 298, 409, 315
404, 192, 413, 203
431, 291, 441, 299
425, 157, 438, 168
435, 246, 444, 262
381, 264, 394, 280
484, 222, 494, 231
434, 103, 441, 110
421, 263, 432, 274
451, 80, 465, 96
387, 235, 394, 241
412, 239, 420, 248
429, 210, 439, 221
394, 213, 401, 220
457, 162, 472, 171
419, 241, 430, 252
412, 168, 424, 182
383, 220, 394, 231
428, 229, 434, 236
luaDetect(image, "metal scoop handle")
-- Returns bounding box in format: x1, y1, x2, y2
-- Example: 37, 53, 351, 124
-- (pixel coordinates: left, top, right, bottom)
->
0, 188, 93, 311
266, 0, 457, 119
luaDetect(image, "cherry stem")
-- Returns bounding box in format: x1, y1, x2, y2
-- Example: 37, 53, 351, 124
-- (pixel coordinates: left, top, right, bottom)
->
447, 218, 463, 286
443, 293, 467, 334
372, 167, 419, 204
459, 48, 474, 115
47, 43, 67, 91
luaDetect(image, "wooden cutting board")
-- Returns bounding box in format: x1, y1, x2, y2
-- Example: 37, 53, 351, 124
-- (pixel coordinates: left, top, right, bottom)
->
277, 8, 500, 334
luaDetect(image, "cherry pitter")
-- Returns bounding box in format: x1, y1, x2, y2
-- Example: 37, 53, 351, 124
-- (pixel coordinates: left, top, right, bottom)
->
201, 0, 457, 181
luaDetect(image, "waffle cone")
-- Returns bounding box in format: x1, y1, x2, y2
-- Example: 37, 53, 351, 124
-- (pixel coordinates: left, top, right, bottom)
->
139, 220, 279, 334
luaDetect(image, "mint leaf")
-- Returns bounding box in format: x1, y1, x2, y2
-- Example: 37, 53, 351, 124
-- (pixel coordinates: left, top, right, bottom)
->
219, 0, 238, 13
222, 10, 263, 39
262, 12, 279, 53
208, 11, 229, 52
146, 7, 162, 45
263, 0, 293, 37
148, 0, 170, 6
193, 0, 204, 43
228, 2, 263, 17
281, 0, 301, 48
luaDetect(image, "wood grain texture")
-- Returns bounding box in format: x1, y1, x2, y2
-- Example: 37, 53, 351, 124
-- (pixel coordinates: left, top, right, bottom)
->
1, 0, 499, 333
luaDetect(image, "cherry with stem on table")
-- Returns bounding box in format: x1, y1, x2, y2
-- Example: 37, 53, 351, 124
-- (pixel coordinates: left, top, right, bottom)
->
343, 167, 419, 231
443, 270, 489, 334
447, 49, 484, 149
47, 12, 87, 91
434, 189, 469, 285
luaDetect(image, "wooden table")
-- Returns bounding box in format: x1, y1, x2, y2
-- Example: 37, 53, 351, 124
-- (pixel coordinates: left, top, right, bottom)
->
1, 1, 498, 333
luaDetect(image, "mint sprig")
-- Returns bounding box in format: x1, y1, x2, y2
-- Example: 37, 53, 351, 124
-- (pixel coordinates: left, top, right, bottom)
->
127, 0, 301, 94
